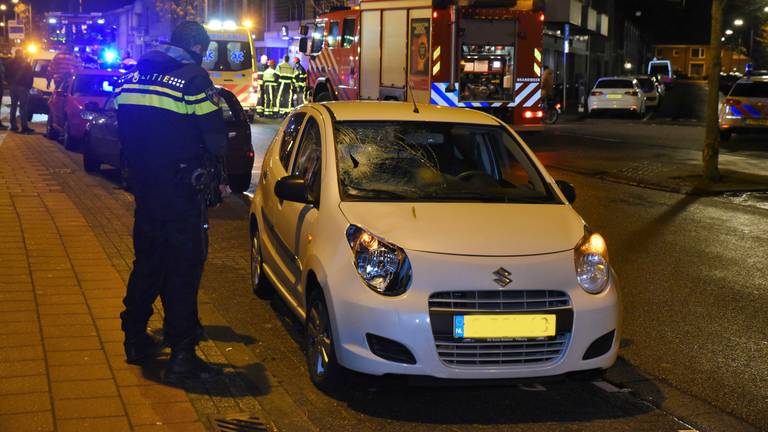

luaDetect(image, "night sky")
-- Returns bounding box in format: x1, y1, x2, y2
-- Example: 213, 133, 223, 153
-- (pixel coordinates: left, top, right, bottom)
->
30, 0, 134, 13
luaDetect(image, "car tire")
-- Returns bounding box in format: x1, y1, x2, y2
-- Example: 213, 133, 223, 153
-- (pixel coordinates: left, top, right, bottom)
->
82, 146, 100, 173
63, 120, 79, 151
228, 174, 252, 194
250, 226, 273, 298
306, 289, 344, 392
719, 130, 732, 142
46, 115, 59, 141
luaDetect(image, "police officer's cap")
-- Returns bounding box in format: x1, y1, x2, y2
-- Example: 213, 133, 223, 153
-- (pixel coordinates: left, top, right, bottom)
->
171, 21, 211, 52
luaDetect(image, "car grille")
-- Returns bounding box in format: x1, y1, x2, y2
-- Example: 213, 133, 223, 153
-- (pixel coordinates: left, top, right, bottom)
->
428, 290, 572, 368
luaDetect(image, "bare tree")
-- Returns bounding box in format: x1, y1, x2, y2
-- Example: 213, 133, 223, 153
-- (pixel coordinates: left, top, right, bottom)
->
703, 0, 726, 181
156, 0, 202, 22
308, 0, 347, 16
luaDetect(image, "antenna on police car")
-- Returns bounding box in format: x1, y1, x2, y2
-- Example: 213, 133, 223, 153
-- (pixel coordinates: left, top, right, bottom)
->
407, 82, 420, 114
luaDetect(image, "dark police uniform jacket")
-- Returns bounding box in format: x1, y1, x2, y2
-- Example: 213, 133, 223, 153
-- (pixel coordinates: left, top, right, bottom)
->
116, 45, 226, 220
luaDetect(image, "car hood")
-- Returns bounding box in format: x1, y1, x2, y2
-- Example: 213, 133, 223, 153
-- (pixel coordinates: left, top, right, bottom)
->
339, 202, 585, 256
71, 96, 108, 109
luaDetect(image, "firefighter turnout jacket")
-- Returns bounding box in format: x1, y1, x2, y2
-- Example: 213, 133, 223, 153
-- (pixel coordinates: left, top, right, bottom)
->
116, 44, 226, 220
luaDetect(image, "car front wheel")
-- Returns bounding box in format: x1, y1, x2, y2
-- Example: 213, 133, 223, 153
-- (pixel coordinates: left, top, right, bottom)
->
306, 289, 343, 392
250, 226, 273, 297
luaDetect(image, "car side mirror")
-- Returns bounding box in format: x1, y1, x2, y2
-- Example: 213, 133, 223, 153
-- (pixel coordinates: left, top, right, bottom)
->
555, 180, 576, 204
298, 37, 309, 55
275, 175, 313, 205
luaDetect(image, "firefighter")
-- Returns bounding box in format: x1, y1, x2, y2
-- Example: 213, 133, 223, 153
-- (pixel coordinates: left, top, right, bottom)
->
262, 59, 277, 117
275, 55, 295, 116
116, 21, 227, 384
255, 54, 268, 117
292, 57, 308, 107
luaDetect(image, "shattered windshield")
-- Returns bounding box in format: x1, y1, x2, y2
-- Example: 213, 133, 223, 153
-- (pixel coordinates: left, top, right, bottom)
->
334, 121, 559, 203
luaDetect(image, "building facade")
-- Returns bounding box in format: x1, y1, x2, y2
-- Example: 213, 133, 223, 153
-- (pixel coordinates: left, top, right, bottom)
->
653, 44, 751, 80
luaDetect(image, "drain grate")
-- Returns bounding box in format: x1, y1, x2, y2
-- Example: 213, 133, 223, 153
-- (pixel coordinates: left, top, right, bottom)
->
209, 413, 271, 432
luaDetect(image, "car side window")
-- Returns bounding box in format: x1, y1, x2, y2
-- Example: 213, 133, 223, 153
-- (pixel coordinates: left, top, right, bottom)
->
292, 116, 322, 203
279, 113, 307, 169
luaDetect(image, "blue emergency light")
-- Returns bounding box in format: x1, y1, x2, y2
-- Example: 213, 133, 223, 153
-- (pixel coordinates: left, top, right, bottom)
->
102, 49, 118, 64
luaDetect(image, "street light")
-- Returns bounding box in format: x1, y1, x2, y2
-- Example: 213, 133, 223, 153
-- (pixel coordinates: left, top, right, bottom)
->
725, 29, 734, 35
764, 6, 768, 12
0, 5, 6, 11
11, 0, 17, 4
734, 18, 744, 26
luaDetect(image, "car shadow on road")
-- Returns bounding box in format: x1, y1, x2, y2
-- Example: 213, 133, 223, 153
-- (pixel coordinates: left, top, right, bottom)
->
623, 194, 700, 254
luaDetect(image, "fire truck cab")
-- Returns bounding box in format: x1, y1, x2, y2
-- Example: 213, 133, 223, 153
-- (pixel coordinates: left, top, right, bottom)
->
299, 0, 545, 126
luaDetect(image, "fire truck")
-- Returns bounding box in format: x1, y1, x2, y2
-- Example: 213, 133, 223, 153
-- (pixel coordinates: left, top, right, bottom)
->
299, 0, 545, 126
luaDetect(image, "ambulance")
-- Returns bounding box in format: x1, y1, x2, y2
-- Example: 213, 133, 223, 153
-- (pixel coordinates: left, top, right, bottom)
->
299, 0, 545, 126
203, 20, 258, 119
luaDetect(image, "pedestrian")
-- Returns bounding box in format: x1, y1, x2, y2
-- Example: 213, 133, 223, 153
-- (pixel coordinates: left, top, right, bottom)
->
541, 65, 554, 105
255, 54, 267, 117
47, 46, 82, 90
116, 21, 227, 384
292, 57, 307, 107
0, 59, 8, 130
262, 59, 277, 117
275, 55, 295, 116
9, 49, 34, 134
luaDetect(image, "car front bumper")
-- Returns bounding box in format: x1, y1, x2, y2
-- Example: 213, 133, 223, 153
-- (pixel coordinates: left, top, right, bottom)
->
326, 249, 620, 380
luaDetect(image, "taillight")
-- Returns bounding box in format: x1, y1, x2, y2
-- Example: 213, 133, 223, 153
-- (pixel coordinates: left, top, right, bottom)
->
625, 91, 639, 96
590, 91, 603, 96
725, 98, 741, 106
523, 110, 543, 119
555, 103, 561, 110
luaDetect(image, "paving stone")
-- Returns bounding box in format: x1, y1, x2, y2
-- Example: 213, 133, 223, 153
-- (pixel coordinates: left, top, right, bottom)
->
0, 332, 41, 348
49, 364, 113, 382
39, 313, 93, 326
56, 416, 131, 432
0, 374, 49, 395
0, 321, 40, 335
0, 360, 47, 378
0, 411, 54, 432
125, 401, 199, 425
41, 324, 98, 338
113, 367, 164, 387
94, 318, 123, 332
98, 329, 124, 343
0, 300, 36, 312
36, 294, 86, 305
131, 423, 207, 432
44, 336, 102, 352
51, 379, 119, 400
119, 385, 189, 404
0, 392, 51, 415
0, 345, 44, 362
46, 350, 108, 367
54, 397, 125, 419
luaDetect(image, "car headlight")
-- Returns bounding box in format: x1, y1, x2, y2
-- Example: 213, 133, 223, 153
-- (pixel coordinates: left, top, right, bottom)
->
346, 225, 412, 296
574, 231, 610, 294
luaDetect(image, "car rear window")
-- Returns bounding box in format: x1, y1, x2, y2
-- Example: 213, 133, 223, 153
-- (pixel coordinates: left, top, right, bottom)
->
729, 82, 768, 98
595, 79, 634, 89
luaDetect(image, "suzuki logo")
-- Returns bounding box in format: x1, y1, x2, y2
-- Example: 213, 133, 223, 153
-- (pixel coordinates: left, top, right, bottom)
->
493, 268, 513, 287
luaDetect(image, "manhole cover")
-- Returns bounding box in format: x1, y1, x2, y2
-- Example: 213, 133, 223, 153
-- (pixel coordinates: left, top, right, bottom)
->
209, 413, 271, 432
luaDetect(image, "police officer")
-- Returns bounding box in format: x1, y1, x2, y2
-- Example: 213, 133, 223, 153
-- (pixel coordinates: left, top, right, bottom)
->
275, 55, 295, 116
292, 57, 307, 107
262, 59, 277, 117
116, 21, 226, 384
254, 54, 268, 117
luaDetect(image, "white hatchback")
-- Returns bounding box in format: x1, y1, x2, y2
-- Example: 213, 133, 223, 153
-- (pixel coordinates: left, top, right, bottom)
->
588, 77, 646, 117
249, 102, 620, 390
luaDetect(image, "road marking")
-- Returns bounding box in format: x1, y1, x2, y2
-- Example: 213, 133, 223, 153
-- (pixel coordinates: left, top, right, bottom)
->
517, 383, 547, 392
592, 380, 632, 392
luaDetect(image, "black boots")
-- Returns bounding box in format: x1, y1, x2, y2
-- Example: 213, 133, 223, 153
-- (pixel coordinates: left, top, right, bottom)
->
162, 339, 220, 385
124, 332, 164, 365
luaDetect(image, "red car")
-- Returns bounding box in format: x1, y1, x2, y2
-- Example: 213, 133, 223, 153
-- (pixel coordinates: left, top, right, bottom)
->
46, 69, 121, 150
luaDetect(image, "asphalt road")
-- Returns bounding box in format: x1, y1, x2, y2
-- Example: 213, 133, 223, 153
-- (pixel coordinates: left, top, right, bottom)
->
206, 118, 768, 430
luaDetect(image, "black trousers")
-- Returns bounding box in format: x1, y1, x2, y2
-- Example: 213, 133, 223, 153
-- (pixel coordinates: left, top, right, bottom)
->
9, 86, 30, 130
121, 206, 208, 348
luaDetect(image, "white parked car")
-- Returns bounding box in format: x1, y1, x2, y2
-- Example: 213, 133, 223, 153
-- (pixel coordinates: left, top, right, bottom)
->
249, 102, 620, 390
635, 76, 661, 109
718, 75, 768, 141
587, 77, 646, 117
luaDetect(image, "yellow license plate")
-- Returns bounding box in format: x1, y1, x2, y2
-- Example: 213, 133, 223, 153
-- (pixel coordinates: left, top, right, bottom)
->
607, 94, 623, 99
454, 314, 556, 338
746, 119, 768, 126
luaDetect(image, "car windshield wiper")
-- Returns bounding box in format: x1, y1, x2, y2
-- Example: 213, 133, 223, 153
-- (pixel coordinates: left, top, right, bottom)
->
345, 187, 412, 200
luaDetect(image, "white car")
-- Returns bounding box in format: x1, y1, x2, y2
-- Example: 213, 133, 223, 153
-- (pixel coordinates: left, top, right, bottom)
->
718, 75, 768, 141
635, 76, 661, 109
249, 101, 620, 390
587, 77, 646, 117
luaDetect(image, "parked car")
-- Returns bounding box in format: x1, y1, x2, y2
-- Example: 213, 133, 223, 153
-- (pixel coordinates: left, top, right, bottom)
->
47, 69, 121, 150
81, 88, 255, 193
29, 50, 58, 117
587, 77, 646, 117
718, 75, 768, 141
249, 101, 620, 390
634, 76, 661, 109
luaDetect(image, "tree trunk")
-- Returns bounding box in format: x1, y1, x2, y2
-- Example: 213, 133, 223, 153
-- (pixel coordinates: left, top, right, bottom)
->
703, 0, 723, 181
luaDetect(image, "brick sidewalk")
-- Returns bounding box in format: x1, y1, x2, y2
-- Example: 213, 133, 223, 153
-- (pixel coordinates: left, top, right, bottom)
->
0, 129, 269, 431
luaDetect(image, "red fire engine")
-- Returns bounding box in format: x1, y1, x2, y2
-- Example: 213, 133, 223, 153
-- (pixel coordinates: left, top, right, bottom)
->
299, 0, 545, 126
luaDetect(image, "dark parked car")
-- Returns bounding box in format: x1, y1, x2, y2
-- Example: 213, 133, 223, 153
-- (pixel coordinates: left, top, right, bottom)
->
81, 87, 255, 193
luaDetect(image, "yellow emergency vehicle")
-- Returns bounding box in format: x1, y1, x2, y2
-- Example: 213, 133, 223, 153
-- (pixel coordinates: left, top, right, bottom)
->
203, 20, 257, 119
